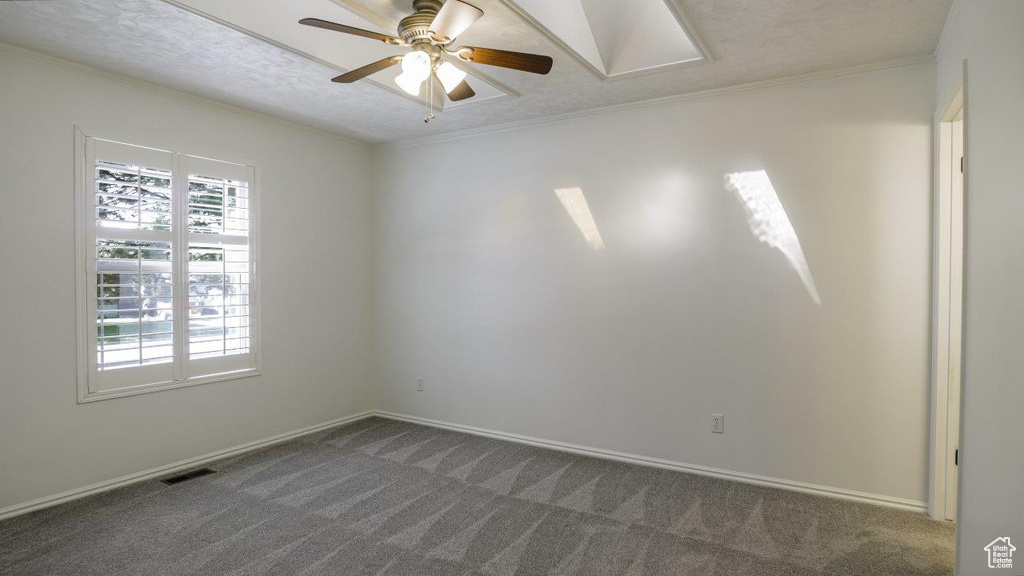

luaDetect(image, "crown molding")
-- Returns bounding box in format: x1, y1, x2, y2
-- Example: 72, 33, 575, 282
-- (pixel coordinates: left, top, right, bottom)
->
375, 54, 936, 152
0, 41, 375, 150
2, 38, 936, 155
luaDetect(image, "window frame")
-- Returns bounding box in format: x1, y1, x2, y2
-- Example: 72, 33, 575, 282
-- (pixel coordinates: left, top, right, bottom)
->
75, 126, 261, 403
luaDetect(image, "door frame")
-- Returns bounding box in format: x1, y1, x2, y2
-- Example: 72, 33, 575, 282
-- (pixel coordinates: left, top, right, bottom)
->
929, 85, 964, 521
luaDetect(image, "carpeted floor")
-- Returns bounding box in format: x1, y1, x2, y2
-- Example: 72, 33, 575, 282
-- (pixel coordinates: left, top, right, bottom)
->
0, 416, 954, 576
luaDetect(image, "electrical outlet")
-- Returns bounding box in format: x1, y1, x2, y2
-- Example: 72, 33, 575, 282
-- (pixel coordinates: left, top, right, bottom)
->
416, 377, 424, 392
711, 414, 724, 434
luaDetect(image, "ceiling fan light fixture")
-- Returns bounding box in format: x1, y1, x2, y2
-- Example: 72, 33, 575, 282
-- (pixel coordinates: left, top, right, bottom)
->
435, 62, 467, 94
401, 50, 432, 81
394, 71, 423, 96
301, 0, 554, 118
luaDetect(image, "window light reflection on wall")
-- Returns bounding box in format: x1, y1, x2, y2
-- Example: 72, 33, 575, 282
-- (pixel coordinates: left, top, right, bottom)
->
725, 170, 821, 306
554, 187, 605, 251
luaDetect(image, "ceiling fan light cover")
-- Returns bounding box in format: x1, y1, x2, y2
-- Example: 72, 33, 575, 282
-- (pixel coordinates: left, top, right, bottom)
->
435, 62, 467, 94
401, 51, 432, 81
395, 71, 423, 96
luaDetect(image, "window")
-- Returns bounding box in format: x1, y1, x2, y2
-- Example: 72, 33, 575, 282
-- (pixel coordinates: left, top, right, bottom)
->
76, 129, 259, 402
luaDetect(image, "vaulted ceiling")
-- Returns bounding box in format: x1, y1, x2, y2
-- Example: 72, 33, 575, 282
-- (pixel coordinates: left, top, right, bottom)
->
0, 0, 952, 144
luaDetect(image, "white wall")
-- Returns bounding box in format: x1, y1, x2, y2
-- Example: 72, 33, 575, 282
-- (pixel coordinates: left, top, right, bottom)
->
935, 2, 1024, 574
374, 63, 936, 505
0, 41, 949, 520
0, 47, 375, 512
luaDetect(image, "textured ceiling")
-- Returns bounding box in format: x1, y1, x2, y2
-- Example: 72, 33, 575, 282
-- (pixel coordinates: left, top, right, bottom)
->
0, 0, 952, 144
171, 0, 514, 108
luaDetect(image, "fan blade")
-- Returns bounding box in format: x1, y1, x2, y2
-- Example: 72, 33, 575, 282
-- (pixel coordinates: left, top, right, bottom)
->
455, 47, 553, 74
430, 0, 483, 42
331, 56, 403, 83
299, 18, 400, 44
446, 79, 476, 101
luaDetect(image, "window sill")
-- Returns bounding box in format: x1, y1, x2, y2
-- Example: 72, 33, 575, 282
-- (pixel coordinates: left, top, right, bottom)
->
77, 368, 261, 404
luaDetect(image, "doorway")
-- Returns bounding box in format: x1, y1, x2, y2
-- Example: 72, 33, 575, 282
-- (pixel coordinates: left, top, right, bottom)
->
931, 87, 964, 522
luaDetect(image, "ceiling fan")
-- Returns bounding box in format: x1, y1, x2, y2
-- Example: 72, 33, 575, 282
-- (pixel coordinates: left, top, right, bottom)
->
300, 0, 552, 115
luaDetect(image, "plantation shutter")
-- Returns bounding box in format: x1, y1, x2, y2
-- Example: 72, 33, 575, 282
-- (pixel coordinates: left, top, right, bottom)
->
184, 156, 256, 377
79, 133, 259, 400
88, 139, 177, 392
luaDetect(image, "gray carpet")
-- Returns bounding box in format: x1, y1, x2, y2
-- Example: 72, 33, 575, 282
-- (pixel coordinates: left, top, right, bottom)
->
0, 416, 954, 576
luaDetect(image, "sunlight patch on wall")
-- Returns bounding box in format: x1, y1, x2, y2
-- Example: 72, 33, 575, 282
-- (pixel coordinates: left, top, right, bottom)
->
725, 170, 821, 306
554, 187, 605, 250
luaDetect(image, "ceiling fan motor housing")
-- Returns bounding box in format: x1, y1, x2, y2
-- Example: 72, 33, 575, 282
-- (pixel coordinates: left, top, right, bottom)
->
399, 0, 444, 45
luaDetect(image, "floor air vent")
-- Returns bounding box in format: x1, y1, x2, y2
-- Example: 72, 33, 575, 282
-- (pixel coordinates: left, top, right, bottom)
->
161, 468, 216, 485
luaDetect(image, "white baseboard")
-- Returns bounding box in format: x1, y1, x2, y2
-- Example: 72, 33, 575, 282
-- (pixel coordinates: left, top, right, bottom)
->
0, 408, 927, 521
0, 410, 374, 521
374, 411, 929, 513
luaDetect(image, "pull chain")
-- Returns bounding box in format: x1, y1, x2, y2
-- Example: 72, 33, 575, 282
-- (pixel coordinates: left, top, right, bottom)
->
424, 71, 435, 123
